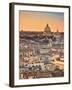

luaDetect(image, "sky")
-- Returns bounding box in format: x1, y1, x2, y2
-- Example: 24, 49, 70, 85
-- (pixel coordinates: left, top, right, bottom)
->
19, 11, 64, 32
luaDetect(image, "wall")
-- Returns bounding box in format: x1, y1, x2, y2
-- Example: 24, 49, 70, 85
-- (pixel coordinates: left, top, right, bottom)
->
0, 0, 72, 90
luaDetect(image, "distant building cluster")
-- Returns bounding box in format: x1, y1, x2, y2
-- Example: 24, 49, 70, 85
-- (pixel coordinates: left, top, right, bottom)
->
19, 24, 64, 79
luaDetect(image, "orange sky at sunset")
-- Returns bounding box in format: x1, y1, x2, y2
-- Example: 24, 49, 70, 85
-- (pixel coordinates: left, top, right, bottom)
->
19, 11, 64, 32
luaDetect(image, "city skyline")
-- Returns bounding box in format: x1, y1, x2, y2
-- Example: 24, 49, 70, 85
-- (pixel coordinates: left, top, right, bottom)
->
19, 11, 64, 32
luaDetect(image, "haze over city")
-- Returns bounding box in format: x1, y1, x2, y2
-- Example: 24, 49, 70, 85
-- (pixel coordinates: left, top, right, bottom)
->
19, 11, 64, 32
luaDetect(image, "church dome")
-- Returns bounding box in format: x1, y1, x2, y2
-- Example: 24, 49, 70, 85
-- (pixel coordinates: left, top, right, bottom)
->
44, 24, 51, 33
